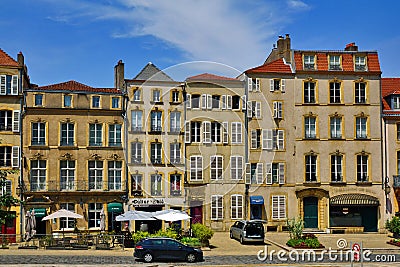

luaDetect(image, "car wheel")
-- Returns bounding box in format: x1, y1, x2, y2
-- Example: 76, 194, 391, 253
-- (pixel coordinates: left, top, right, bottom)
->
143, 252, 153, 263
230, 231, 233, 239
186, 253, 196, 263
240, 236, 244, 244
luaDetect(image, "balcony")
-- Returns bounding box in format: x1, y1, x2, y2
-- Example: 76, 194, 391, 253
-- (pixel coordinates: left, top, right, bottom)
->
151, 157, 162, 165
0, 124, 12, 131
170, 190, 182, 196
393, 175, 400, 189
27, 180, 125, 192
131, 126, 143, 132
150, 126, 162, 133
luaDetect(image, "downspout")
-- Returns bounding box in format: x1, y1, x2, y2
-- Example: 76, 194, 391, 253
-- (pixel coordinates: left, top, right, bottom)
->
19, 68, 24, 241
244, 76, 249, 220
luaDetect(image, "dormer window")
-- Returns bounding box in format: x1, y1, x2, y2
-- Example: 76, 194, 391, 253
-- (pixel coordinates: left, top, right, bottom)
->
393, 96, 400, 109
304, 55, 315, 70
329, 55, 341, 70
355, 56, 366, 71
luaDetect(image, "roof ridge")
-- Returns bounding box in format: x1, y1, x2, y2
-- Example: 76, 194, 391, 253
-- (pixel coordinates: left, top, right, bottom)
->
0, 48, 19, 67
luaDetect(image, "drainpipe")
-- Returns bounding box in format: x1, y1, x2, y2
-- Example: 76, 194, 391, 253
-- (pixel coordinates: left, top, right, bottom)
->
19, 67, 24, 241
244, 76, 249, 220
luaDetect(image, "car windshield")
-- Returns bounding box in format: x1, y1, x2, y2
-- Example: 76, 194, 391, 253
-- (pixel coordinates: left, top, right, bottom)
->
246, 223, 263, 235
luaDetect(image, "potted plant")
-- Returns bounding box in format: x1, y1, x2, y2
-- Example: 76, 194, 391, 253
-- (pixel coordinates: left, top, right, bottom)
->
286, 217, 324, 249
385, 216, 400, 246
191, 223, 214, 247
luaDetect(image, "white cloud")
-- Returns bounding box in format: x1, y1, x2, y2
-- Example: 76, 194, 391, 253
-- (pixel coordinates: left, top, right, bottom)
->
43, 0, 301, 71
287, 0, 310, 10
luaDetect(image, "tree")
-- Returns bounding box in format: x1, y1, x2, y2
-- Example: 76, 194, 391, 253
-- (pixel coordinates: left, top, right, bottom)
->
0, 169, 20, 226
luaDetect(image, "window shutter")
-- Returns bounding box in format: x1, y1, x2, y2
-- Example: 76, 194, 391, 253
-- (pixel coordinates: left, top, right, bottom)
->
230, 156, 237, 180
241, 95, 246, 110
221, 95, 226, 109
201, 94, 207, 109
227, 95, 232, 109
12, 146, 20, 168
247, 78, 253, 92
277, 130, 284, 149
247, 101, 252, 118
270, 79, 274, 92
5, 180, 12, 195
11, 75, 18, 95
207, 94, 212, 110
272, 196, 279, 219
255, 78, 260, 91
222, 122, 228, 144
262, 129, 273, 149
279, 196, 286, 219
273, 102, 278, 118
231, 123, 237, 143
281, 79, 286, 92
256, 163, 263, 184
186, 94, 191, 109
245, 163, 251, 184
0, 75, 6, 95
184, 121, 191, 143
255, 102, 261, 118
266, 163, 272, 184
279, 163, 285, 184
251, 130, 257, 149
236, 122, 242, 143
203, 121, 211, 143
12, 110, 20, 132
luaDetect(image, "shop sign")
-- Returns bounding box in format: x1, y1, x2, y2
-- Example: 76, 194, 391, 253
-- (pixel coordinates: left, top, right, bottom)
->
132, 198, 165, 207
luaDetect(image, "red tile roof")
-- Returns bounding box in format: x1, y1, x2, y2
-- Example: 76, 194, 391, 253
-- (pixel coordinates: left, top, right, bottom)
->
0, 49, 19, 67
35, 80, 122, 94
246, 58, 293, 74
186, 73, 238, 81
382, 78, 400, 113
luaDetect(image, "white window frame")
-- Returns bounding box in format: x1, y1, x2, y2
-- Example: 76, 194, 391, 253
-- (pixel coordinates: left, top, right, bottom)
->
202, 121, 211, 144
210, 155, 223, 180
266, 162, 285, 184
211, 195, 223, 220
131, 110, 143, 131
88, 160, 103, 190
356, 117, 367, 139
272, 195, 286, 220
170, 143, 181, 164
108, 160, 122, 190
60, 160, 75, 191
231, 195, 243, 220
190, 156, 203, 181
230, 156, 243, 180
131, 142, 142, 163
231, 122, 242, 144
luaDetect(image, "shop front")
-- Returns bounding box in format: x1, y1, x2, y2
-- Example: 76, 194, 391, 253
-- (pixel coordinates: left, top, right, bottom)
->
250, 196, 264, 220
107, 202, 123, 233
131, 198, 164, 233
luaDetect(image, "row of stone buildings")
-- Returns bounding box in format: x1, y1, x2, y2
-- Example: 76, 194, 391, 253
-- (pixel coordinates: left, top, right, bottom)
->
1, 35, 400, 238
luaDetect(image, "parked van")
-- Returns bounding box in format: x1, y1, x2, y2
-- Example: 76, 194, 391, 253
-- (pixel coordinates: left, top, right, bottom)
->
229, 220, 265, 244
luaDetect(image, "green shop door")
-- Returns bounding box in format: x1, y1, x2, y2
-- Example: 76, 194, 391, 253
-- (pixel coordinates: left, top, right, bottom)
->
303, 197, 318, 228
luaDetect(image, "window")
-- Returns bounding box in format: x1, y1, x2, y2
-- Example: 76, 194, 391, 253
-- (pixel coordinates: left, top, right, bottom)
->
112, 97, 120, 108
262, 129, 284, 150
131, 110, 142, 131
150, 111, 162, 132
304, 82, 316, 103
270, 79, 285, 92
0, 75, 18, 95
211, 122, 221, 143
151, 143, 162, 164
246, 163, 263, 184
202, 121, 211, 143
64, 95, 72, 108
131, 142, 142, 163
304, 117, 316, 139
232, 95, 241, 110
0, 146, 18, 167
355, 82, 366, 103
88, 160, 103, 190
0, 180, 11, 196
201, 94, 212, 110
357, 154, 369, 182
355, 56, 366, 71
272, 196, 286, 220
231, 195, 243, 219
329, 82, 341, 103
108, 124, 122, 146
273, 101, 283, 119
152, 89, 161, 102
190, 156, 203, 180
89, 123, 102, 146
60, 203, 75, 229
35, 94, 43, 106
170, 143, 180, 164
0, 110, 11, 131
170, 174, 181, 196
397, 124, 400, 140
131, 174, 142, 193
212, 95, 220, 108
305, 155, 317, 182
191, 94, 200, 109
356, 117, 367, 138
247, 101, 261, 118
32, 122, 46, 145
251, 129, 261, 149
88, 203, 102, 228
211, 195, 223, 220
304, 55, 315, 70
231, 122, 242, 144
210, 155, 223, 180
330, 117, 342, 139
331, 155, 343, 182
393, 96, 400, 109
329, 55, 341, 70
60, 123, 74, 146
170, 111, 181, 133
108, 161, 122, 190
266, 163, 285, 184
92, 96, 100, 108
30, 160, 46, 191
172, 91, 179, 102
190, 121, 201, 143
151, 174, 162, 196
230, 156, 243, 180
133, 89, 141, 101
248, 78, 260, 91
60, 160, 75, 190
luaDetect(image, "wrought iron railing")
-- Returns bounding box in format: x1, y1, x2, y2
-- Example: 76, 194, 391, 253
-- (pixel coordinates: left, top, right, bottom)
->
28, 180, 125, 192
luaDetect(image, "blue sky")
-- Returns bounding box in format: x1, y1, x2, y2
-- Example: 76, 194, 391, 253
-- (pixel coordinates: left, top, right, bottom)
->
1, 0, 399, 87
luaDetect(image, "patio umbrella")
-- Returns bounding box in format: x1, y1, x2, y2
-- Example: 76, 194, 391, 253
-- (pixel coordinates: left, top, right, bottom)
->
153, 209, 191, 222
42, 209, 83, 221
115, 210, 156, 221
99, 208, 106, 232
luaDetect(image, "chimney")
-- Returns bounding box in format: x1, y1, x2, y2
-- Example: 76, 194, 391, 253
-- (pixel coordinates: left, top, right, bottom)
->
114, 60, 125, 90
17, 52, 24, 67
277, 35, 285, 54
345, 42, 358, 51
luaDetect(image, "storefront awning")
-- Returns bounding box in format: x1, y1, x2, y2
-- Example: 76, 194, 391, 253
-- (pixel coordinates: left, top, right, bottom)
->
250, 196, 264, 205
107, 202, 123, 213
31, 208, 47, 217
330, 194, 379, 206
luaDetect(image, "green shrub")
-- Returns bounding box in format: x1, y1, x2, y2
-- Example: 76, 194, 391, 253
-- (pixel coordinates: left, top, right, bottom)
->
304, 237, 321, 248
152, 228, 178, 239
131, 231, 151, 244
286, 238, 303, 247
386, 216, 400, 236
191, 223, 214, 246
286, 217, 304, 240
180, 237, 201, 247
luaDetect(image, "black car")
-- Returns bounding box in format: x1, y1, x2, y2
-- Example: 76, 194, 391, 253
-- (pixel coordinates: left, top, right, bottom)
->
134, 237, 203, 263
